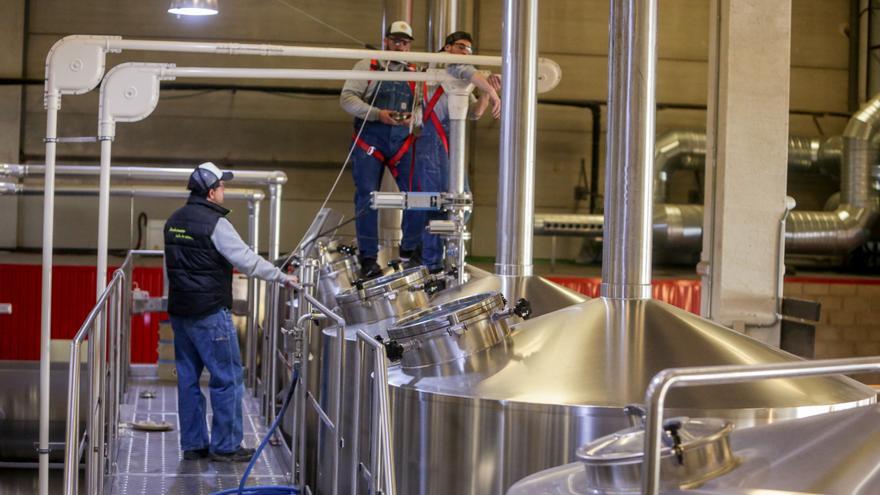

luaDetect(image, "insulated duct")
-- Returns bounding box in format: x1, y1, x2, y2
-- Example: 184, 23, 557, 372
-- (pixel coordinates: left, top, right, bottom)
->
786, 94, 880, 253
652, 132, 842, 204
535, 96, 880, 256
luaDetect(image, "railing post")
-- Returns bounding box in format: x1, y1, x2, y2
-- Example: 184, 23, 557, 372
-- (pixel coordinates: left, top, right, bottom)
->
63, 341, 83, 495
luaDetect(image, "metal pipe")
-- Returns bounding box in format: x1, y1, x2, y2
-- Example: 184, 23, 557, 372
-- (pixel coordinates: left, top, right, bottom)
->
265, 184, 281, 427
245, 200, 261, 390
96, 138, 112, 301
427, 0, 459, 52
1, 163, 288, 185
601, 0, 658, 300
38, 90, 59, 495
785, 93, 880, 253
165, 66, 463, 83
642, 356, 880, 495
0, 183, 265, 200
495, 0, 539, 278
55, 35, 501, 66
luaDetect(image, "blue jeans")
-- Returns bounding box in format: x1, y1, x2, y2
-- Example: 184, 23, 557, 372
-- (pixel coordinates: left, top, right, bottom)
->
352, 121, 424, 259
170, 308, 243, 454
415, 121, 451, 271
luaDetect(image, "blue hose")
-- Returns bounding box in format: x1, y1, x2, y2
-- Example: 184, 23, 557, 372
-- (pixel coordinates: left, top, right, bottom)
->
211, 368, 301, 495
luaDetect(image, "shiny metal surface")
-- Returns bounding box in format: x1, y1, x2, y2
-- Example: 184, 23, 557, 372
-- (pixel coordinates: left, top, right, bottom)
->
387, 292, 518, 370
495, 0, 538, 278
642, 356, 880, 494
509, 402, 880, 495
387, 298, 874, 494
600, 0, 657, 300
0, 361, 88, 462
577, 418, 735, 493
335, 266, 432, 324
316, 255, 360, 305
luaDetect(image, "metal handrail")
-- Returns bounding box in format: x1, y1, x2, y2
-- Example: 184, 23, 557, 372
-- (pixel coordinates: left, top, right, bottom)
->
301, 291, 345, 495
642, 356, 880, 495
352, 329, 397, 495
61, 250, 164, 495
62, 269, 124, 495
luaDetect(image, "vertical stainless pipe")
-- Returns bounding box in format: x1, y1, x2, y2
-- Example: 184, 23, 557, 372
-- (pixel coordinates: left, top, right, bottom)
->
265, 184, 281, 425
495, 0, 539, 277
96, 139, 113, 298
449, 119, 467, 196
245, 200, 261, 390
39, 91, 60, 495
427, 0, 459, 52
600, 0, 658, 300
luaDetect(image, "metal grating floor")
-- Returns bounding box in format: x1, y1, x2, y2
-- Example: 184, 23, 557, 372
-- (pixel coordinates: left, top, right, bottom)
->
107, 375, 292, 495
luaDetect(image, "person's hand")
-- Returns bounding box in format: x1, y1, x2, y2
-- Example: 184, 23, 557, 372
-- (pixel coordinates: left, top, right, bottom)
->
488, 91, 501, 120
378, 109, 401, 126
488, 73, 502, 91
283, 274, 299, 288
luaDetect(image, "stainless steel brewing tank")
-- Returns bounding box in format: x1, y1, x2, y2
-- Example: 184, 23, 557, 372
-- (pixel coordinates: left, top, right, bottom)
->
316, 266, 441, 495
0, 361, 89, 462
386, 297, 875, 494
508, 402, 880, 494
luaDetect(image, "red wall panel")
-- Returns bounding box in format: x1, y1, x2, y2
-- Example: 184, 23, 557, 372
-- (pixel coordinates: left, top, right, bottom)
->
0, 264, 165, 363
545, 276, 702, 313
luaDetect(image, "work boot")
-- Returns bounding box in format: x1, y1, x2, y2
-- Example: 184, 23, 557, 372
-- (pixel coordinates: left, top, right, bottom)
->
359, 258, 383, 279
399, 247, 422, 268
182, 448, 210, 460
210, 446, 256, 463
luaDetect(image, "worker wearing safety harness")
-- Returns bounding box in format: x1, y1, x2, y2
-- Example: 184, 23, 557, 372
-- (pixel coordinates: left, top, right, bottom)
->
415, 31, 501, 273
340, 20, 424, 279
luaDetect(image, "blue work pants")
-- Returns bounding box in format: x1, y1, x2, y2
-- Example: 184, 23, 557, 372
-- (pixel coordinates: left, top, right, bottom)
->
352, 121, 424, 259
170, 307, 244, 454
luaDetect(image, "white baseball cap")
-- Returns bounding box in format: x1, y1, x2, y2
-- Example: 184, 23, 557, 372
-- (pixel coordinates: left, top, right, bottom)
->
187, 162, 233, 193
386, 20, 414, 40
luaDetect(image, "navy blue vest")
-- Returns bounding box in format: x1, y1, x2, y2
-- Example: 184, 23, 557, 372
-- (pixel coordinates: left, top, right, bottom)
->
164, 195, 233, 317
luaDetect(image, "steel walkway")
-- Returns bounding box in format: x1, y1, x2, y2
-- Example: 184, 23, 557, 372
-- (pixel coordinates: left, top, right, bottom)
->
107, 371, 291, 495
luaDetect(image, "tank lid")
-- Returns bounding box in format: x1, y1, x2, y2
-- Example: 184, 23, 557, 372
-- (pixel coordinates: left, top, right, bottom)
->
335, 266, 429, 303
387, 292, 506, 341
576, 416, 735, 491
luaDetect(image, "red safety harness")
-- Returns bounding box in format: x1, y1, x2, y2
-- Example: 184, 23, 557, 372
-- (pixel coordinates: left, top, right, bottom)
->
421, 83, 449, 153
353, 59, 418, 178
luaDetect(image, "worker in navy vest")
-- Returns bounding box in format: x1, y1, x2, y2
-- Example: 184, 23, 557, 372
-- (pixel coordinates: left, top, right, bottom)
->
415, 31, 501, 272
164, 162, 297, 463
340, 20, 424, 278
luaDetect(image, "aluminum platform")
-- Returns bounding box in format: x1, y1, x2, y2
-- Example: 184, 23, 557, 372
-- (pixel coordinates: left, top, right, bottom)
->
107, 374, 292, 495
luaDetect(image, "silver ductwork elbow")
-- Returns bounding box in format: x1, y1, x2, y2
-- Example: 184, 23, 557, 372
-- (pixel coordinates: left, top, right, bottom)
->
786, 207, 878, 254
653, 131, 706, 204
785, 94, 880, 254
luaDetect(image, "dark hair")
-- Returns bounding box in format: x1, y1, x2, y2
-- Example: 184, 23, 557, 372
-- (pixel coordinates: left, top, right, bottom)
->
444, 31, 473, 49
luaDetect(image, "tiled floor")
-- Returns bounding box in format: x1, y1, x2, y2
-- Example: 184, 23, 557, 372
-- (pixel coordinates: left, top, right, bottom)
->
106, 377, 292, 495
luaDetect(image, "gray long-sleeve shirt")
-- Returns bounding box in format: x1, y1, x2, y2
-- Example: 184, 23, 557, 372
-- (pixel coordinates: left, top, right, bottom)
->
210, 218, 287, 284
339, 61, 478, 123
339, 59, 414, 121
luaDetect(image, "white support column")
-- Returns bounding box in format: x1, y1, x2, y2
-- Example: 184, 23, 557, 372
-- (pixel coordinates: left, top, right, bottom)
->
701, 0, 792, 346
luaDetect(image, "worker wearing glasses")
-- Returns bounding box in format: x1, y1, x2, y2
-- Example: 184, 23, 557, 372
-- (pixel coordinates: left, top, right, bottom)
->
415, 31, 501, 273
340, 20, 425, 278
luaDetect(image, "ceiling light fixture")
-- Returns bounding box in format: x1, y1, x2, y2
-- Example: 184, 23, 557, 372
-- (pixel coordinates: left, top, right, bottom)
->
168, 0, 219, 16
